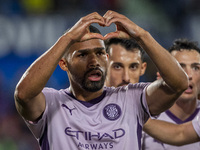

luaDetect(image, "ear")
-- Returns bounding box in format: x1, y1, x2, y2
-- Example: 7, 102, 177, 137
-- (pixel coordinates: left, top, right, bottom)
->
59, 58, 68, 71
140, 62, 147, 76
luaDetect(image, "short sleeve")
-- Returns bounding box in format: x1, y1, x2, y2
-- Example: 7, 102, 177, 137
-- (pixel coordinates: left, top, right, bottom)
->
192, 115, 200, 138
24, 87, 54, 139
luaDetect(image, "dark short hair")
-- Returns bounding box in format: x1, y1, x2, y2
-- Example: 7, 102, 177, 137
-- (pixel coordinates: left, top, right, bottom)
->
104, 38, 145, 61
169, 38, 200, 53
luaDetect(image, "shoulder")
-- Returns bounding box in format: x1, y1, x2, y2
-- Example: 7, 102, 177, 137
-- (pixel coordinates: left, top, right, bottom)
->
42, 87, 67, 94
128, 82, 150, 89
104, 82, 150, 91
197, 100, 200, 108
104, 83, 150, 98
42, 87, 69, 101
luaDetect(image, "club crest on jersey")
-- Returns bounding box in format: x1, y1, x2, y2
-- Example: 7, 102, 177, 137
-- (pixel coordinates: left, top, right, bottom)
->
103, 103, 121, 121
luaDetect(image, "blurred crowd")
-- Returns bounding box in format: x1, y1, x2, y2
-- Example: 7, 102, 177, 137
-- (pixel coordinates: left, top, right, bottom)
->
0, 0, 200, 149
0, 0, 121, 15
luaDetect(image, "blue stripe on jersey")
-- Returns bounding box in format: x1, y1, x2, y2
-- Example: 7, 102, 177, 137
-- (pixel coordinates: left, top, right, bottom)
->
165, 108, 200, 124
39, 124, 50, 150
137, 116, 142, 150
140, 93, 150, 122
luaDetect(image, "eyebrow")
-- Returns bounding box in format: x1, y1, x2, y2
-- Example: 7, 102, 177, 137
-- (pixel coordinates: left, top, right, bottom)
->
113, 62, 139, 64
77, 47, 105, 53
179, 63, 200, 66
191, 63, 200, 66
113, 62, 123, 66
130, 62, 140, 65
112, 62, 140, 66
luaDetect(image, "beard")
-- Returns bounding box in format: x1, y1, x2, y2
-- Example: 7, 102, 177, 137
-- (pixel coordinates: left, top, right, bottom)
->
72, 67, 106, 92
82, 78, 105, 92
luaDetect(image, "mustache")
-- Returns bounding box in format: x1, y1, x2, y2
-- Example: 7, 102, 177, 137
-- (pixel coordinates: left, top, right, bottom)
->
85, 67, 103, 75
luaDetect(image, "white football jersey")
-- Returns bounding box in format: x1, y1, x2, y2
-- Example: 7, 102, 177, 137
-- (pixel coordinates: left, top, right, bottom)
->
142, 101, 200, 150
25, 83, 151, 150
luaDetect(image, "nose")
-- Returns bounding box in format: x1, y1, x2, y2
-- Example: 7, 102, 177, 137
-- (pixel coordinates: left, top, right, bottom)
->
87, 53, 100, 68
185, 68, 192, 80
122, 69, 130, 83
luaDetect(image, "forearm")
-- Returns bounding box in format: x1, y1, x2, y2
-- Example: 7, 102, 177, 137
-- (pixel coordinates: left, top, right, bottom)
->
143, 119, 199, 146
136, 31, 188, 92
180, 122, 200, 145
15, 34, 72, 102
143, 119, 182, 145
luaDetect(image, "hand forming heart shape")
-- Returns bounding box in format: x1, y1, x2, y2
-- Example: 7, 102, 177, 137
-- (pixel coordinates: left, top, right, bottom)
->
66, 10, 144, 42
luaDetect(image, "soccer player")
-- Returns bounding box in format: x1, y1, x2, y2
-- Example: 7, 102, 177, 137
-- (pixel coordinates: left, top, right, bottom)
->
105, 38, 147, 87
14, 11, 188, 150
142, 38, 200, 150
105, 37, 200, 146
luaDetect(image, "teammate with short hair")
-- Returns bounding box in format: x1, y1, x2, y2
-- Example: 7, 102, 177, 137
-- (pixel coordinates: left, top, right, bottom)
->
142, 38, 200, 150
105, 38, 147, 87
105, 37, 200, 147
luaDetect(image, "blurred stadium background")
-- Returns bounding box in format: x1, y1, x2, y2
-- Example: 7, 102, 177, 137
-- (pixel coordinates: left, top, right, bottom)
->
0, 0, 200, 149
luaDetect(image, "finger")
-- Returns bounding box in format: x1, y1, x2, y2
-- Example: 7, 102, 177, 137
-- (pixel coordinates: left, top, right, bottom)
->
103, 10, 125, 26
105, 17, 127, 27
103, 10, 121, 19
98, 22, 106, 27
74, 12, 105, 31
104, 31, 130, 39
67, 12, 106, 42
103, 10, 117, 26
104, 31, 122, 39
67, 19, 105, 42
84, 12, 105, 24
81, 33, 104, 41
80, 18, 105, 30
103, 10, 113, 18
104, 32, 119, 39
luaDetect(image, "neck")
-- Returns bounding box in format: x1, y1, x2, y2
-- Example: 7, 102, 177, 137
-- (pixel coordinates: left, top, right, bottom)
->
169, 98, 197, 121
69, 86, 104, 102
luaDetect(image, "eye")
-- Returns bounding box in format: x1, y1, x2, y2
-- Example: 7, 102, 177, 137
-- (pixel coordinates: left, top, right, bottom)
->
130, 64, 139, 70
78, 53, 86, 57
113, 64, 122, 70
97, 51, 106, 56
193, 66, 200, 71
180, 64, 185, 69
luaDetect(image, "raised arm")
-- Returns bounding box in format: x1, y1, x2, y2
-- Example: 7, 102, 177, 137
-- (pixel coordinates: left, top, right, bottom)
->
143, 118, 200, 146
103, 10, 188, 115
14, 12, 105, 121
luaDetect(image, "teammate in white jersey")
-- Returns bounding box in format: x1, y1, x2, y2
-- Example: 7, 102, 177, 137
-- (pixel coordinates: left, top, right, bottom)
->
104, 37, 200, 146
142, 38, 200, 150
14, 11, 188, 150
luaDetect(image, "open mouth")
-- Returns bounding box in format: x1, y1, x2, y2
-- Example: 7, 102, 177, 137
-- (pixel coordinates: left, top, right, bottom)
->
185, 84, 193, 93
87, 70, 102, 81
